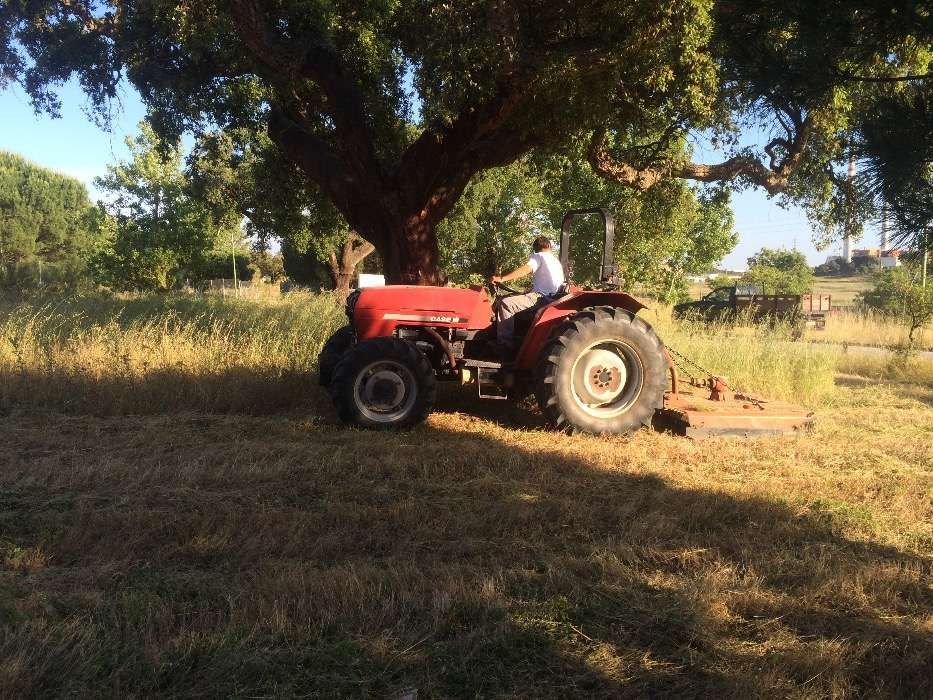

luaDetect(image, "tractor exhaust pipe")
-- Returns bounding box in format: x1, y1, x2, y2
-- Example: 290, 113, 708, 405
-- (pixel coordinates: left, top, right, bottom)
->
422, 327, 458, 373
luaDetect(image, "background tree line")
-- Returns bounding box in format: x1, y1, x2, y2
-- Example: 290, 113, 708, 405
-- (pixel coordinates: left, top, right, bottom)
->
0, 119, 737, 301
0, 151, 105, 290
1, 1, 929, 287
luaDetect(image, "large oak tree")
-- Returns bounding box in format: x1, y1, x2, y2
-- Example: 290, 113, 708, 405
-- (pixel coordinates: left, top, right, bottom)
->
1, 1, 929, 282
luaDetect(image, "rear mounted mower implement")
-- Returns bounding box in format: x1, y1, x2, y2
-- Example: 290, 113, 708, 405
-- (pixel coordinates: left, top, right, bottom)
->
654, 350, 815, 439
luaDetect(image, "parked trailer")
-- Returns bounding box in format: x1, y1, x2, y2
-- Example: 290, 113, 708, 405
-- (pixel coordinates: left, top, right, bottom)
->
674, 287, 832, 329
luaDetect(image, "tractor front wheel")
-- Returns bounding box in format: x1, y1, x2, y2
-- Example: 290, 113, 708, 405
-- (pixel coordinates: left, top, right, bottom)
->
535, 307, 666, 434
331, 337, 436, 429
318, 325, 355, 387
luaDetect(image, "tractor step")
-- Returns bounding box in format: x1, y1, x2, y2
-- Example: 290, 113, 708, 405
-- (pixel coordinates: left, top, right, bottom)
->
476, 366, 509, 400
464, 358, 505, 369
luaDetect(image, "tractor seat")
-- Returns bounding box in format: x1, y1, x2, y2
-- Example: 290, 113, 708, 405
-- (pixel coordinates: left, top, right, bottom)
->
512, 293, 558, 339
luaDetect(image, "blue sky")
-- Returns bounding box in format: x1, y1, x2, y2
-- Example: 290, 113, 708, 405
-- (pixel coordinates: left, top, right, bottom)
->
0, 79, 876, 270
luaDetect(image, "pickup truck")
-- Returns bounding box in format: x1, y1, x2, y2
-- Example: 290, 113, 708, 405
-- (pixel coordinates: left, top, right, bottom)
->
673, 285, 831, 328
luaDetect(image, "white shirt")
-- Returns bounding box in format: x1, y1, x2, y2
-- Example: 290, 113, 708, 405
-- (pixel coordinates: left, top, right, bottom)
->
528, 251, 565, 295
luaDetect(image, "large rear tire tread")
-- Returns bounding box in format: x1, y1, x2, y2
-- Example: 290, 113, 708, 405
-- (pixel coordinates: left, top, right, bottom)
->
318, 325, 355, 387
330, 337, 436, 430
534, 306, 666, 435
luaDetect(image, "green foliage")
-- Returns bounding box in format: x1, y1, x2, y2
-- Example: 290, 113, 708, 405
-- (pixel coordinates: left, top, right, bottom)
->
0, 0, 722, 280
438, 152, 736, 300
195, 252, 254, 284
707, 275, 740, 290
1, 2, 929, 280
0, 151, 104, 290
187, 130, 355, 288
249, 251, 286, 284
815, 255, 882, 277
438, 161, 555, 286
859, 265, 933, 346
855, 82, 933, 248
538, 145, 737, 302
742, 248, 814, 295
91, 123, 241, 291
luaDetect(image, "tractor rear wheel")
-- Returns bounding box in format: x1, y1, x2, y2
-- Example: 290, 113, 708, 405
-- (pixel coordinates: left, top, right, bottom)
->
331, 337, 436, 429
535, 307, 666, 434
318, 325, 355, 387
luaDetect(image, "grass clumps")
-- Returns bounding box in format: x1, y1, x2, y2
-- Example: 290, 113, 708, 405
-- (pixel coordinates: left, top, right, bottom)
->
648, 307, 839, 405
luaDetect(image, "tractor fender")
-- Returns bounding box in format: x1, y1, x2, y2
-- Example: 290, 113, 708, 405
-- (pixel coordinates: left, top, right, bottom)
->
513, 291, 647, 371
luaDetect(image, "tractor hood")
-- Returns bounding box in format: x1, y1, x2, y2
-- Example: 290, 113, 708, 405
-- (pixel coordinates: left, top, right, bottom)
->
351, 285, 494, 340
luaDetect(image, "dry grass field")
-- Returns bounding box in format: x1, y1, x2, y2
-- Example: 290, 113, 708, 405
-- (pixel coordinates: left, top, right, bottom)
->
687, 274, 933, 351
810, 276, 873, 309
0, 293, 930, 698
808, 309, 932, 353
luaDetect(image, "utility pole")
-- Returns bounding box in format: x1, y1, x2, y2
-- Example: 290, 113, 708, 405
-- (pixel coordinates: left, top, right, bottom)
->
923, 229, 929, 289
880, 205, 889, 251
231, 235, 239, 297
843, 155, 855, 264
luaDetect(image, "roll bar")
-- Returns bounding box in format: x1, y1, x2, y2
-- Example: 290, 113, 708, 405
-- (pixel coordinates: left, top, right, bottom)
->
559, 208, 617, 285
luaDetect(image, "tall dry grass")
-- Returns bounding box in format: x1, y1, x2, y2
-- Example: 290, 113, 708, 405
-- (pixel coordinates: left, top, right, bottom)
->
810, 308, 932, 352
0, 292, 345, 414
0, 291, 928, 419
648, 307, 839, 405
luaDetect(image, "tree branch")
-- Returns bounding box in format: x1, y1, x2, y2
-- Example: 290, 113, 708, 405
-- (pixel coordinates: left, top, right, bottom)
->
266, 108, 356, 214
588, 115, 813, 195
348, 231, 375, 267
227, 0, 383, 180
834, 70, 932, 83
397, 69, 539, 204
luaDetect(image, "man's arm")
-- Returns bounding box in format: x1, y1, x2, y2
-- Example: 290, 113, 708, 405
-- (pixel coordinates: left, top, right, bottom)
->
491, 263, 533, 284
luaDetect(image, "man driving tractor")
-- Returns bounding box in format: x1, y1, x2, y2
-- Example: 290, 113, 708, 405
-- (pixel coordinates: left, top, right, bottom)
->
490, 236, 565, 352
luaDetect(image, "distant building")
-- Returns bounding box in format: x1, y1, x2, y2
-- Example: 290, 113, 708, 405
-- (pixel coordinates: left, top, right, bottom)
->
824, 249, 903, 269
686, 270, 745, 284
879, 249, 905, 268
853, 248, 880, 258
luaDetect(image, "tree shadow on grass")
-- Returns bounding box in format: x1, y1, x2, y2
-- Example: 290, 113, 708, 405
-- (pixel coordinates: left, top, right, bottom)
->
1, 399, 930, 698
0, 366, 334, 417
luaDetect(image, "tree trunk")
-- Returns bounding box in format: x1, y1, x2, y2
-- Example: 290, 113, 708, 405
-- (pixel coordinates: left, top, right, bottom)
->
326, 231, 375, 297
332, 192, 451, 286
377, 214, 445, 286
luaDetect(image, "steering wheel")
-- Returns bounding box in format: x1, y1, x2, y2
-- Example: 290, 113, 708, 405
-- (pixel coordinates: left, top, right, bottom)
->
491, 280, 522, 295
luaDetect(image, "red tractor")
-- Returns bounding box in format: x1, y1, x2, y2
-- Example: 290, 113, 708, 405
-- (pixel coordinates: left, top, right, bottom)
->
319, 209, 669, 434
318, 208, 814, 436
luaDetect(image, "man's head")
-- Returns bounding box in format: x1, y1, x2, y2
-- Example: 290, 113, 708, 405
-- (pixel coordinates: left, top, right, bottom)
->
532, 236, 553, 253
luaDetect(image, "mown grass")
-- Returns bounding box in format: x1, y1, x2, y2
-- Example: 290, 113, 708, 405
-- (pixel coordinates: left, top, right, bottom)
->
0, 292, 930, 697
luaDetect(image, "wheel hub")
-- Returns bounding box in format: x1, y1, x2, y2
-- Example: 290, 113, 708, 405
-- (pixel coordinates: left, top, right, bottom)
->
576, 348, 628, 404
568, 341, 644, 420
354, 362, 416, 421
